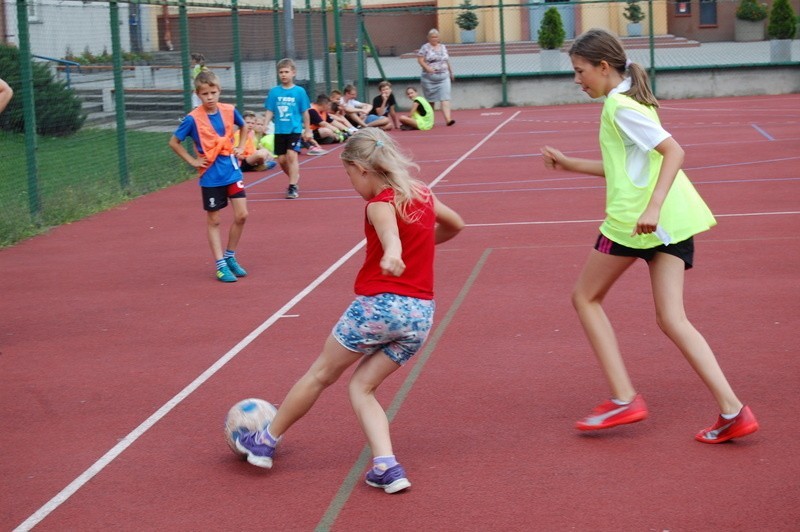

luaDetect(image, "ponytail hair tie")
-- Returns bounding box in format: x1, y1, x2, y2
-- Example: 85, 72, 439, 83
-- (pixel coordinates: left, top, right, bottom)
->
375, 140, 384, 148
625, 59, 633, 69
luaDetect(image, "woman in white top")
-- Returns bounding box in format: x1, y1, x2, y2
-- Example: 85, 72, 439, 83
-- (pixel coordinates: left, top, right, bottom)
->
416, 28, 455, 126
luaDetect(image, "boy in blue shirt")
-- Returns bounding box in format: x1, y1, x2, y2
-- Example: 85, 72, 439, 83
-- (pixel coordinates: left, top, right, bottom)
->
169, 70, 250, 283
264, 58, 312, 199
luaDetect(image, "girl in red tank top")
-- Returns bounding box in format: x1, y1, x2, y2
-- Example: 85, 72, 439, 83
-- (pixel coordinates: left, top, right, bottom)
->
233, 129, 464, 494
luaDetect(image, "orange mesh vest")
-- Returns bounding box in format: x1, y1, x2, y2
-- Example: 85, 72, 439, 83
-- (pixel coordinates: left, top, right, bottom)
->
189, 103, 236, 176
234, 130, 257, 157
242, 132, 256, 157
309, 103, 328, 131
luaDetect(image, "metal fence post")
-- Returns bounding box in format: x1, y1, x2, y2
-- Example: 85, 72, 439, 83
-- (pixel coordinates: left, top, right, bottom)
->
648, 0, 656, 95
322, 0, 332, 94
332, 0, 343, 89
499, 0, 508, 106
110, 0, 130, 189
16, 0, 40, 219
273, 0, 282, 60
306, 0, 316, 93
355, 0, 365, 97
232, 0, 244, 109
180, 0, 192, 113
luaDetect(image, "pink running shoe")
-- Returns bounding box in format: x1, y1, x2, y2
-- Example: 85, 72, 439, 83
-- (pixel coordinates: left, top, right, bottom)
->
307, 146, 327, 156
695, 405, 759, 443
576, 393, 648, 431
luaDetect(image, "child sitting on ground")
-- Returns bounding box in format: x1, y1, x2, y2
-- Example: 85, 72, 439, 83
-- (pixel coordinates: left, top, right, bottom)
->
235, 110, 276, 171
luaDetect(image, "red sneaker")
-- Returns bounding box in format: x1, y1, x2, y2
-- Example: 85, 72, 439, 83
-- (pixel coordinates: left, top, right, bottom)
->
576, 394, 648, 431
695, 405, 759, 443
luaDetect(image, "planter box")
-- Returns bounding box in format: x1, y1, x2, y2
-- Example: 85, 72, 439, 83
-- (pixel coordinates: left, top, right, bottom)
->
460, 29, 476, 44
627, 22, 642, 37
735, 19, 765, 42
770, 39, 793, 62
540, 49, 562, 72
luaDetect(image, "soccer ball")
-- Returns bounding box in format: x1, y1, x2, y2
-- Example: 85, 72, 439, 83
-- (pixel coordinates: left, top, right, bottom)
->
224, 398, 277, 455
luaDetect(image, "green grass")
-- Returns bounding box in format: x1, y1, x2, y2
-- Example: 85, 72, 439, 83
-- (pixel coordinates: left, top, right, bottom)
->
0, 128, 195, 248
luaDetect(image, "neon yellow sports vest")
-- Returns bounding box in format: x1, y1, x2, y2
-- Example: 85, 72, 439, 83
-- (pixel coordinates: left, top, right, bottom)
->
414, 97, 434, 131
599, 94, 716, 248
258, 133, 275, 156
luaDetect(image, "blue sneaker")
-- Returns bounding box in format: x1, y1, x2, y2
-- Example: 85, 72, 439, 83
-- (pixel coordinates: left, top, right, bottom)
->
235, 429, 276, 468
225, 256, 247, 277
216, 264, 237, 283
365, 464, 411, 493
266, 160, 277, 170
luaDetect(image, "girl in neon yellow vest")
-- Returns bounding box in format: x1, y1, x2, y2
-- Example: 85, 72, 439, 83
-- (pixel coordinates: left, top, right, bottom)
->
399, 87, 434, 131
540, 29, 758, 444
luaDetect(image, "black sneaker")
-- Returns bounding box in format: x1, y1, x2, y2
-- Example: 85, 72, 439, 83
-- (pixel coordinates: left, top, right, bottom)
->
286, 184, 299, 199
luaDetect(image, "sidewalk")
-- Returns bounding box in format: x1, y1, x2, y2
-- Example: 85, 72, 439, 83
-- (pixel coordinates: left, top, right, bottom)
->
63, 39, 800, 93
63, 38, 799, 132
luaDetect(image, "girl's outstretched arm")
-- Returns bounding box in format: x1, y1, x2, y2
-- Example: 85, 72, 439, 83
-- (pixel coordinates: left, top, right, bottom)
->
367, 202, 405, 277
541, 145, 605, 177
432, 194, 464, 245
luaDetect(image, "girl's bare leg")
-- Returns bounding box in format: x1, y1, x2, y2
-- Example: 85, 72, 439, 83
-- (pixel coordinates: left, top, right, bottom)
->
348, 352, 402, 458
572, 250, 638, 401
269, 335, 362, 437
648, 253, 743, 415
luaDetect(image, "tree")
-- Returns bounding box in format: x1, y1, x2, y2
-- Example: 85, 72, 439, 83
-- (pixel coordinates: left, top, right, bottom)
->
736, 0, 768, 21
623, 0, 646, 24
0, 44, 85, 136
767, 0, 797, 39
537, 7, 565, 50
455, 0, 479, 32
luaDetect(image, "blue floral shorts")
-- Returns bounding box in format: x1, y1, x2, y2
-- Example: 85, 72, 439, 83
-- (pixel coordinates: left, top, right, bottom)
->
332, 293, 436, 365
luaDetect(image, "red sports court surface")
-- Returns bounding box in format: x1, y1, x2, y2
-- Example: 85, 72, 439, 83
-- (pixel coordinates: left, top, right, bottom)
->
2, 94, 799, 531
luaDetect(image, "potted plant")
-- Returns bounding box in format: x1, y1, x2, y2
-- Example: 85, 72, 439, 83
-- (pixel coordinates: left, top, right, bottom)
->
735, 0, 768, 42
455, 0, 480, 44
767, 0, 797, 61
623, 0, 646, 37
537, 7, 565, 71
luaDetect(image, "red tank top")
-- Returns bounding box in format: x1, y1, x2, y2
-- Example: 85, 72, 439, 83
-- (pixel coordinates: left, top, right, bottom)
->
354, 187, 436, 300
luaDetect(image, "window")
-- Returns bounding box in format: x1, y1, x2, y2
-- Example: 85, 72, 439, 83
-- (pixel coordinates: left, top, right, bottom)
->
27, 0, 40, 22
675, 1, 692, 16
699, 0, 718, 26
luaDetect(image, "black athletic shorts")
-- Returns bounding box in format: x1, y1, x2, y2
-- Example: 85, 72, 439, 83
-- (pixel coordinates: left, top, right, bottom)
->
594, 234, 694, 270
201, 180, 246, 211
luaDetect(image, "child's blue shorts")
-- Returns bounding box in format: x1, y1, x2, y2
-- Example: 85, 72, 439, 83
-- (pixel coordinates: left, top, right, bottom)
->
332, 293, 435, 365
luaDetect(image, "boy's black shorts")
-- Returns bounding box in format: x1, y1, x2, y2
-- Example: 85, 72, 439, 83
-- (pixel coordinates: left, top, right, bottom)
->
202, 180, 246, 211
273, 133, 302, 156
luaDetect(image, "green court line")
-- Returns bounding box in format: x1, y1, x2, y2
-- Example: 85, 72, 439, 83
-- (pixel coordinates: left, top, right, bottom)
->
314, 248, 493, 532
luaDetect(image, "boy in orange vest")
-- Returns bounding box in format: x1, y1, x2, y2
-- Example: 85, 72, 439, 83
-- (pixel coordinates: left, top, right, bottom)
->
168, 70, 250, 283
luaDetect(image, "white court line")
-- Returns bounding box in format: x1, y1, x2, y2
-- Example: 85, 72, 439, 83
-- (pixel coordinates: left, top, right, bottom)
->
466, 210, 800, 228
751, 123, 775, 141
13, 110, 522, 532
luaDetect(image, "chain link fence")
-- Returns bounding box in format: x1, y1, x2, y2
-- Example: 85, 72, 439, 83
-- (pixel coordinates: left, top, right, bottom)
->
1, 0, 798, 246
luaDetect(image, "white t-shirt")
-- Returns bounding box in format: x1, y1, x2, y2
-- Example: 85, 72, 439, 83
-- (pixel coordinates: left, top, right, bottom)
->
609, 78, 671, 187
